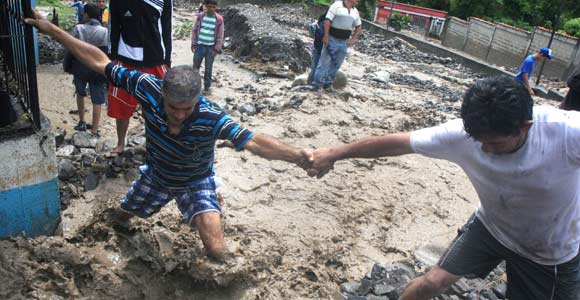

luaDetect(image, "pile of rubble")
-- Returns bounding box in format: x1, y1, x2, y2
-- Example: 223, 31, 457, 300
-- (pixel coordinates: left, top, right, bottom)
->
340, 261, 507, 300
221, 4, 311, 74
37, 33, 66, 65
55, 129, 145, 208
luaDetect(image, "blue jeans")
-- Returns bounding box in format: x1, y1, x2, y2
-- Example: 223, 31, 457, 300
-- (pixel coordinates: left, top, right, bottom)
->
193, 44, 216, 90
312, 36, 349, 88
308, 47, 322, 85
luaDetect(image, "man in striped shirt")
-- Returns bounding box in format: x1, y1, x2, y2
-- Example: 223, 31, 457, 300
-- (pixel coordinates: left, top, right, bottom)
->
191, 0, 224, 95
27, 11, 313, 262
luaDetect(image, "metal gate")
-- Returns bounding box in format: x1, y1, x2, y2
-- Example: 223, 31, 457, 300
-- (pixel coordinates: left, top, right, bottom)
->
0, 0, 41, 131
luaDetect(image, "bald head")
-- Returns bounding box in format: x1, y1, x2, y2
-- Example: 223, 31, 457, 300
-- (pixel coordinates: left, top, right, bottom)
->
162, 65, 202, 103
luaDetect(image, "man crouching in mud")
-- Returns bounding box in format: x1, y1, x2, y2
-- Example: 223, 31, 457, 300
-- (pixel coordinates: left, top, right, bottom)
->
306, 76, 580, 300
25, 11, 313, 262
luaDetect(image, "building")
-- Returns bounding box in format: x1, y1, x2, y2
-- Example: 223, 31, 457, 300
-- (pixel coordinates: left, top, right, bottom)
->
375, 1, 448, 36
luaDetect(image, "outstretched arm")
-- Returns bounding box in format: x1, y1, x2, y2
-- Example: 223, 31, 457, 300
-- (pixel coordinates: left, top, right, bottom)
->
24, 10, 110, 75
243, 134, 313, 170
308, 133, 413, 178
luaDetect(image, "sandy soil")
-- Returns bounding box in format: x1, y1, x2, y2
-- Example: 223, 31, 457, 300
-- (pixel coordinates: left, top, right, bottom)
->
1, 5, 561, 300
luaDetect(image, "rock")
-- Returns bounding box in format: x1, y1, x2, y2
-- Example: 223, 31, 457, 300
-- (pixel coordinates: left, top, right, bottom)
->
286, 94, 305, 109
340, 282, 361, 294
54, 128, 66, 147
370, 71, 391, 83
72, 132, 98, 148
128, 135, 146, 146
367, 295, 388, 300
332, 70, 348, 89
358, 277, 374, 295
221, 4, 311, 73
58, 159, 76, 180
347, 296, 367, 300
480, 289, 499, 300
56, 144, 77, 156
94, 140, 107, 153
79, 148, 96, 155
238, 103, 257, 116
84, 172, 99, 191
81, 154, 95, 166
492, 282, 507, 299
113, 157, 125, 167
292, 73, 309, 87
373, 283, 395, 295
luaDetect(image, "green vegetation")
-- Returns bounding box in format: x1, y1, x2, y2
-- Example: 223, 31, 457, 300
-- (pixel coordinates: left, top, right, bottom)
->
174, 21, 195, 40
563, 18, 580, 37
388, 12, 411, 31
37, 0, 76, 31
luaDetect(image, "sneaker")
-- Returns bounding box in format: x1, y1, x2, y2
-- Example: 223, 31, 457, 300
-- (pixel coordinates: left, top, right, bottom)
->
74, 121, 87, 131
322, 84, 335, 93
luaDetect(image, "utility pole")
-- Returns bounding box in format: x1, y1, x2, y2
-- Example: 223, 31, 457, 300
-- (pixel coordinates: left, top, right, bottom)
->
385, 0, 395, 31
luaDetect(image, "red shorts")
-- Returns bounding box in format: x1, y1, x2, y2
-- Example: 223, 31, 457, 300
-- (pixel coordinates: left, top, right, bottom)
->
107, 61, 169, 119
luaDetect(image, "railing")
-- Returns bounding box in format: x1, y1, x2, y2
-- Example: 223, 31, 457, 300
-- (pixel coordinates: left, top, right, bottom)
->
0, 0, 41, 130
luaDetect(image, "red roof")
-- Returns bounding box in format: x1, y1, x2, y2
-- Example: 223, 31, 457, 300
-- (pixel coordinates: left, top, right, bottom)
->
377, 1, 448, 18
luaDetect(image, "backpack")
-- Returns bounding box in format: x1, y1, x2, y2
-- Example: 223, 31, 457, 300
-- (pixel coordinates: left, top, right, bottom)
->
311, 13, 327, 51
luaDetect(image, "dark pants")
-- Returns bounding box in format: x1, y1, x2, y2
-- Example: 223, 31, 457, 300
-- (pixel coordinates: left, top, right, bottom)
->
193, 44, 216, 90
439, 214, 580, 300
560, 88, 580, 111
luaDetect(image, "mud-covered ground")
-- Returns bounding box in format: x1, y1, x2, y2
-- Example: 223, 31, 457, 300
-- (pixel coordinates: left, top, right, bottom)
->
1, 3, 561, 300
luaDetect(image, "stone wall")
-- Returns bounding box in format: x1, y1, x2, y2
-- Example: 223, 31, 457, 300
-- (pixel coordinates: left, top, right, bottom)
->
441, 16, 580, 80
463, 18, 495, 60
441, 17, 468, 50
486, 23, 531, 70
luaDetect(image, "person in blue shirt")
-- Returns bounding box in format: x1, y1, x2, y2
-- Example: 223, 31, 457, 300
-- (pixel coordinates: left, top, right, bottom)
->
26, 10, 314, 262
70, 0, 86, 24
514, 47, 553, 96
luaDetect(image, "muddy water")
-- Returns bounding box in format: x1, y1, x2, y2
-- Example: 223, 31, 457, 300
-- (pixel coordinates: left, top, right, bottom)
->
2, 4, 562, 300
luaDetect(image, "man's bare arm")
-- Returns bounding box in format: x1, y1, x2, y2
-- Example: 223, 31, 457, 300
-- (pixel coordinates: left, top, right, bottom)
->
243, 134, 313, 170
308, 133, 413, 178
24, 10, 110, 75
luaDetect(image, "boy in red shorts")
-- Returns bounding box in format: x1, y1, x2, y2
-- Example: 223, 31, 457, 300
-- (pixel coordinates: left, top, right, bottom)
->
107, 0, 172, 156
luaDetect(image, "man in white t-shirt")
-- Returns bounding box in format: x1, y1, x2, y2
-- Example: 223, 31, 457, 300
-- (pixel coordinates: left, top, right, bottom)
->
306, 76, 580, 300
311, 0, 362, 92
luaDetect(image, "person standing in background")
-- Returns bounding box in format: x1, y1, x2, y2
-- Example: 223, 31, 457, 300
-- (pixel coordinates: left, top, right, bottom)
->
106, 0, 172, 158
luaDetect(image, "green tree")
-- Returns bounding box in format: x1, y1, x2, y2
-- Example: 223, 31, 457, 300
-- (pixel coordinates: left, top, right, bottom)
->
563, 18, 580, 37
357, 0, 377, 20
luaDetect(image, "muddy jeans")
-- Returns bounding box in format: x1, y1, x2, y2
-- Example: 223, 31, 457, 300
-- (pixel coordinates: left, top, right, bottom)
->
193, 44, 216, 90
312, 36, 348, 88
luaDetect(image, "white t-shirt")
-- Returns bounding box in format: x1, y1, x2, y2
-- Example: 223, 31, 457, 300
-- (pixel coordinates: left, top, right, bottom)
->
410, 105, 580, 265
326, 1, 362, 39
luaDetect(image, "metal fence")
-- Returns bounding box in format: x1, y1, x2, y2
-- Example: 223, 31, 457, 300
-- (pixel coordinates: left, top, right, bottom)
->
0, 0, 41, 130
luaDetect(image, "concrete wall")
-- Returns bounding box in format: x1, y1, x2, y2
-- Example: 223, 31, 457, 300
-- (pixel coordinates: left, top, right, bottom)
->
441, 17, 468, 50
486, 23, 531, 70
0, 123, 60, 237
527, 27, 579, 80
440, 16, 580, 81
463, 18, 495, 60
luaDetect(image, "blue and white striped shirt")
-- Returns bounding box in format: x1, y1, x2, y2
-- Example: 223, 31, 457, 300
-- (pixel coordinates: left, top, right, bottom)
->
106, 62, 254, 188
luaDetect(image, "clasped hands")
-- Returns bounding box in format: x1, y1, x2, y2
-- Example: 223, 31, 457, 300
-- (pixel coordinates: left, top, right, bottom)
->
293, 148, 336, 179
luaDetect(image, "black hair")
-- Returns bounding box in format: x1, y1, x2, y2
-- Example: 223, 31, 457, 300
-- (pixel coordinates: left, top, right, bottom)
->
461, 76, 533, 139
83, 3, 100, 20
161, 66, 202, 103
204, 0, 217, 5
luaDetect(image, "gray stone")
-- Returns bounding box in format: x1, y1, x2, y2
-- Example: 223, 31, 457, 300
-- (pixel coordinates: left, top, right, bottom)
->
238, 103, 256, 116
54, 128, 66, 147
56, 144, 77, 156
492, 283, 507, 299
373, 283, 395, 296
72, 132, 98, 148
113, 157, 125, 167
347, 296, 367, 300
58, 159, 76, 180
128, 135, 146, 146
292, 73, 309, 87
340, 282, 361, 294
94, 140, 107, 153
84, 172, 99, 191
332, 70, 348, 89
367, 295, 388, 300
480, 289, 499, 300
81, 154, 95, 166
369, 71, 391, 83
358, 278, 374, 295
79, 148, 96, 155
